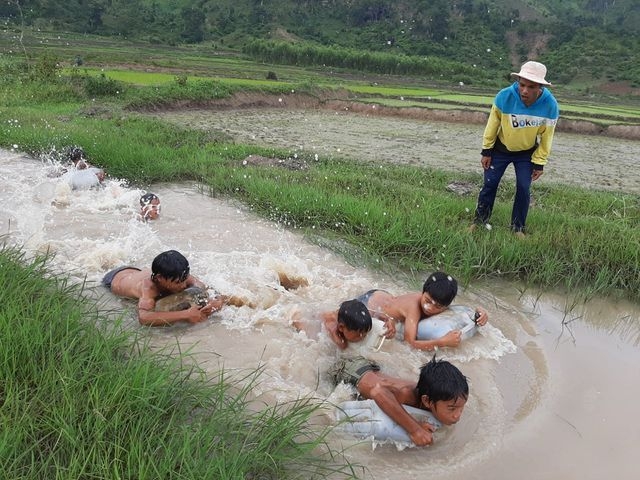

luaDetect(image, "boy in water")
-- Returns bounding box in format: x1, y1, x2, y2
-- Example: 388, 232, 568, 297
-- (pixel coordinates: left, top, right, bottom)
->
330, 355, 468, 446
140, 193, 161, 221
69, 146, 89, 170
102, 250, 225, 326
355, 271, 489, 350
293, 299, 373, 350
66, 146, 106, 186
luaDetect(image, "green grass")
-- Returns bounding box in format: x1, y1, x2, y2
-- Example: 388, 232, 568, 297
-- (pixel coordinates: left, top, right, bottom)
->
63, 67, 640, 127
0, 246, 356, 479
64, 66, 287, 88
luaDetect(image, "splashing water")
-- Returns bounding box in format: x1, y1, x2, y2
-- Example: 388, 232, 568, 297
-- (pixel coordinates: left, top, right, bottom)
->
3, 148, 638, 480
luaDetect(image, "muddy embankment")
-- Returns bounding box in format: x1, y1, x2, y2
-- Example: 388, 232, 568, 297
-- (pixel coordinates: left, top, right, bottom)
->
142, 91, 640, 141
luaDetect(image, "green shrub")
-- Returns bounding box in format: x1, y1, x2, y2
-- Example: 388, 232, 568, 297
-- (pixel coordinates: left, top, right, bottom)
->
83, 73, 123, 96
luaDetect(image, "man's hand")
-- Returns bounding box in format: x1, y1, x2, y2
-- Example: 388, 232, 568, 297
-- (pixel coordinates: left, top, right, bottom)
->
532, 170, 544, 181
481, 155, 492, 170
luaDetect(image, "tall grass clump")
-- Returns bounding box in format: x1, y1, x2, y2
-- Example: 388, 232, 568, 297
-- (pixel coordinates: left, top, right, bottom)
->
123, 78, 236, 110
0, 246, 356, 479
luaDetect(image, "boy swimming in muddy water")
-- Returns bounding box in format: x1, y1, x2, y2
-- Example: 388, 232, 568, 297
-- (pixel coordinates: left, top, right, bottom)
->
139, 192, 161, 221
47, 146, 106, 188
102, 249, 225, 326
59, 146, 106, 189
354, 271, 489, 351
330, 355, 469, 446
293, 299, 373, 350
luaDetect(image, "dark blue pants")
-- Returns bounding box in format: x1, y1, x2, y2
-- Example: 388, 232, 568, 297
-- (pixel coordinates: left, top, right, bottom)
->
474, 151, 533, 232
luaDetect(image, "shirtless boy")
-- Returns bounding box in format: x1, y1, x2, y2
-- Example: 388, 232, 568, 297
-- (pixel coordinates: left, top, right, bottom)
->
102, 250, 225, 326
294, 299, 373, 350
356, 271, 489, 350
330, 355, 469, 446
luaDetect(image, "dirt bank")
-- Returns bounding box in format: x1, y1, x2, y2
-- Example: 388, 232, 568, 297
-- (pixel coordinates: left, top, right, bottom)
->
149, 93, 640, 195
146, 91, 640, 140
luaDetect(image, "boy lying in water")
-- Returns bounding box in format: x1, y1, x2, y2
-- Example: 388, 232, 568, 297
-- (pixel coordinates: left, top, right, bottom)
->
293, 299, 373, 350
330, 355, 469, 446
102, 250, 225, 326
349, 271, 489, 351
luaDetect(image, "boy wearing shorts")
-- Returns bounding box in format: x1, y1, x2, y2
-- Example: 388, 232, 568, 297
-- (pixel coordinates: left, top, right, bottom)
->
102, 250, 225, 326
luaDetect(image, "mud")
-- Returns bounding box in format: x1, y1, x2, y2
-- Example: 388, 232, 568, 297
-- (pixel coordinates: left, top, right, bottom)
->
151, 95, 640, 195
145, 91, 640, 140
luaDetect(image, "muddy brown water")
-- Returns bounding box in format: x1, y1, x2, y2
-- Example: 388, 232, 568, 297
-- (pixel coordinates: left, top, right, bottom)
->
2, 107, 639, 480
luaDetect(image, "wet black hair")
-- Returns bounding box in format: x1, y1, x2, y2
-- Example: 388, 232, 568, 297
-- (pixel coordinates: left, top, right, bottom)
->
417, 355, 468, 403
140, 192, 159, 206
337, 299, 372, 333
151, 250, 190, 282
69, 146, 85, 162
422, 271, 458, 307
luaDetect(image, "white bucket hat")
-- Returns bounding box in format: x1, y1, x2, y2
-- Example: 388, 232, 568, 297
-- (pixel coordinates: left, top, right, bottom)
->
511, 61, 551, 86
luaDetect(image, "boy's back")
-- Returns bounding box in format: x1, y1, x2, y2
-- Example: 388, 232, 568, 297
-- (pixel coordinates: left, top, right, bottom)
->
109, 268, 153, 300
366, 291, 422, 324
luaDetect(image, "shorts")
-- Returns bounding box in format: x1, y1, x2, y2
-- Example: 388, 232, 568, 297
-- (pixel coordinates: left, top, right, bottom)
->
101, 266, 140, 290
329, 355, 380, 387
355, 289, 387, 308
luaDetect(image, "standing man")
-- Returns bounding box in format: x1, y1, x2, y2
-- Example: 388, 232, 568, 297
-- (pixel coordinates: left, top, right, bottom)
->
470, 61, 559, 238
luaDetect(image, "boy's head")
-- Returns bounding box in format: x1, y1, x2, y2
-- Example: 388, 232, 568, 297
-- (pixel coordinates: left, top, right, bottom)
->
421, 272, 458, 316
140, 193, 161, 220
337, 299, 372, 342
417, 356, 468, 426
69, 146, 85, 162
69, 147, 88, 169
151, 250, 190, 290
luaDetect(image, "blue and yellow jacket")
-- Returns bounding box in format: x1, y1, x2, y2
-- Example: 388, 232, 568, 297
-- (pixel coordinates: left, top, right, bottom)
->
482, 82, 559, 168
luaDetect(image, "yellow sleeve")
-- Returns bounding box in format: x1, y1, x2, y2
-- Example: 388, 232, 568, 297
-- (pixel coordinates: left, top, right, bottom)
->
482, 105, 502, 150
531, 125, 556, 166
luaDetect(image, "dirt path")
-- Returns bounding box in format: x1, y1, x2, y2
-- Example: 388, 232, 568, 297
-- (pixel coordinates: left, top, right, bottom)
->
153, 97, 640, 195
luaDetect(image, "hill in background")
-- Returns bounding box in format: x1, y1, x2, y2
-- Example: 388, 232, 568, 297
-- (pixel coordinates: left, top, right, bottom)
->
1, 0, 638, 94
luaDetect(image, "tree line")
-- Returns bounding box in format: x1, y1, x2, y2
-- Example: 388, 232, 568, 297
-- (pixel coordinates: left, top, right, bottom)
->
2, 0, 639, 87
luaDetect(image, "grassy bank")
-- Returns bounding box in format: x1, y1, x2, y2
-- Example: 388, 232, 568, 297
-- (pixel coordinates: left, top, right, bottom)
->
0, 246, 354, 479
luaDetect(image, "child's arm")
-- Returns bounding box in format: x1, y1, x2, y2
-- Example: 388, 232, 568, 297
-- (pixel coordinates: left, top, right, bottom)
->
137, 289, 211, 327
358, 372, 434, 446
403, 314, 462, 350
184, 275, 227, 315
138, 300, 211, 326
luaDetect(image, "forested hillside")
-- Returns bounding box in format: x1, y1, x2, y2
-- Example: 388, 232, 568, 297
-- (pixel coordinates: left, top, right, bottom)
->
2, 0, 639, 91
